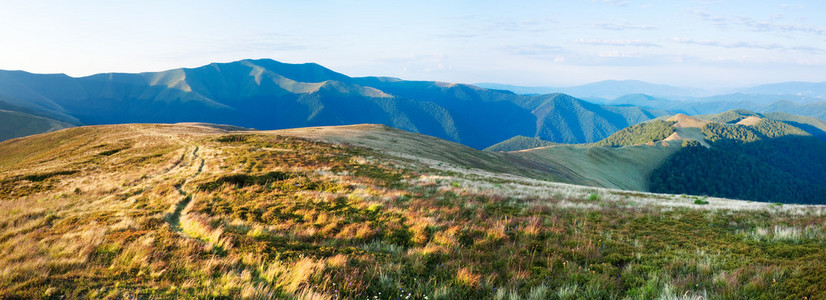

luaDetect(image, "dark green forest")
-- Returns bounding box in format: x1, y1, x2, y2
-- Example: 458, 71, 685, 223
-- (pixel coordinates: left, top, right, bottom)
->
650, 121, 826, 204
595, 120, 675, 147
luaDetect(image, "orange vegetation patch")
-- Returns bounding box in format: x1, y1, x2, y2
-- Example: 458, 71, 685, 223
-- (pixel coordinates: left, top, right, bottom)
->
666, 113, 709, 128
736, 116, 763, 126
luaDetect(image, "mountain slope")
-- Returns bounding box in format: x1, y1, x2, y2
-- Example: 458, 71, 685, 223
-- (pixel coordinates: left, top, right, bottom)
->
0, 59, 666, 147
484, 136, 557, 152
650, 113, 826, 203
0, 109, 74, 141
2, 123, 826, 298
496, 110, 826, 203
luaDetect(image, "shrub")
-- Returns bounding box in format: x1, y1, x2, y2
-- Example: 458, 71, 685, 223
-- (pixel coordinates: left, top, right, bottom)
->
199, 171, 291, 190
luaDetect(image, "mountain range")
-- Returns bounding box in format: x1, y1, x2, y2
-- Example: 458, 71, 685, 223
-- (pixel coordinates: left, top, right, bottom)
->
478, 81, 826, 122
477, 80, 826, 100
476, 80, 711, 99
0, 59, 669, 149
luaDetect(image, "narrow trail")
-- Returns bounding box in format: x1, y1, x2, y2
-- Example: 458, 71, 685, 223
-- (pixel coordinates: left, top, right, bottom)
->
167, 146, 204, 235
126, 125, 212, 242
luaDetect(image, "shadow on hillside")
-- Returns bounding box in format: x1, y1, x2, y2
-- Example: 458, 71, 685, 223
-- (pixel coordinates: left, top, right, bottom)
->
649, 135, 826, 204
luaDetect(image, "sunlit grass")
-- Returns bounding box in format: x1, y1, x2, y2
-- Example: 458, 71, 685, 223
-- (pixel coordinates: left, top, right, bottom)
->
1, 124, 825, 298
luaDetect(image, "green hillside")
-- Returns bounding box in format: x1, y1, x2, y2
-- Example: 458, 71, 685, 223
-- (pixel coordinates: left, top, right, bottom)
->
651, 117, 826, 203
696, 109, 762, 124
761, 112, 826, 139
2, 123, 826, 299
513, 143, 681, 190
593, 120, 676, 147
487, 110, 826, 204
484, 135, 557, 152
0, 109, 74, 141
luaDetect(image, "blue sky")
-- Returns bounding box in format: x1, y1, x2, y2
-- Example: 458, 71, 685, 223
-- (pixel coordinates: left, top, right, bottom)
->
0, 0, 824, 88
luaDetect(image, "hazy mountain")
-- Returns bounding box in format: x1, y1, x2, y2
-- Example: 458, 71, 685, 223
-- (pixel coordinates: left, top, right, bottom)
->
478, 80, 826, 122
472, 82, 559, 95
0, 59, 667, 148
739, 81, 826, 99
606, 93, 676, 108
477, 80, 708, 99
558, 80, 709, 99
761, 101, 826, 121
599, 92, 826, 123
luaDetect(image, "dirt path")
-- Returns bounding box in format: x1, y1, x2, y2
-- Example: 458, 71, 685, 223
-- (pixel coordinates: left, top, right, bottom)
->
167, 145, 204, 234
125, 125, 215, 243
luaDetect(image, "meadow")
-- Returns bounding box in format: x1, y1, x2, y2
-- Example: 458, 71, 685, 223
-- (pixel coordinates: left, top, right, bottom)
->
0, 124, 825, 299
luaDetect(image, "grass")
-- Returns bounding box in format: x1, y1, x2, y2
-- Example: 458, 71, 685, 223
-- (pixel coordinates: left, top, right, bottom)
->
1, 123, 825, 299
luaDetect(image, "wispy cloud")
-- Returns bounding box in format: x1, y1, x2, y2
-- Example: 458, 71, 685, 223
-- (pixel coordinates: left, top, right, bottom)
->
671, 37, 784, 50
685, 9, 729, 27
577, 52, 691, 66
502, 44, 567, 56
593, 22, 657, 31
377, 53, 451, 73
790, 46, 826, 54
486, 19, 557, 33
435, 32, 480, 39
672, 37, 825, 53
736, 16, 826, 36
577, 38, 660, 47
704, 55, 826, 67
537, 51, 695, 67
591, 0, 630, 6
779, 3, 804, 10
687, 9, 826, 36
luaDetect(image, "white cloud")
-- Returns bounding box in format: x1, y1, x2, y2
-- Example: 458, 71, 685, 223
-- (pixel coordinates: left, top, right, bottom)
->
591, 0, 631, 6
671, 37, 783, 50
593, 23, 657, 31
671, 37, 825, 54
577, 38, 660, 47
502, 44, 568, 56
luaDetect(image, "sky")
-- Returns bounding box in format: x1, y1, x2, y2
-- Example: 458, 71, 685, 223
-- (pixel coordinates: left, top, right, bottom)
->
0, 0, 824, 89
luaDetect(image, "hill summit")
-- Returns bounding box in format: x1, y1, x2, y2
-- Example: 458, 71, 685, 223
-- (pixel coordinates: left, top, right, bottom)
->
666, 113, 708, 128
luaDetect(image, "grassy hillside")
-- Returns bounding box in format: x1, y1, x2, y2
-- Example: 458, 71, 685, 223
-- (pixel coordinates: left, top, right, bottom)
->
761, 112, 826, 139
2, 123, 826, 299
484, 136, 557, 152
513, 143, 681, 191
486, 110, 826, 204
593, 120, 676, 147
0, 109, 74, 141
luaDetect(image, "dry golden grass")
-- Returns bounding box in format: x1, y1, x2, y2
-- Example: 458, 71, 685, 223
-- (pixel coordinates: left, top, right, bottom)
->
1, 123, 826, 299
